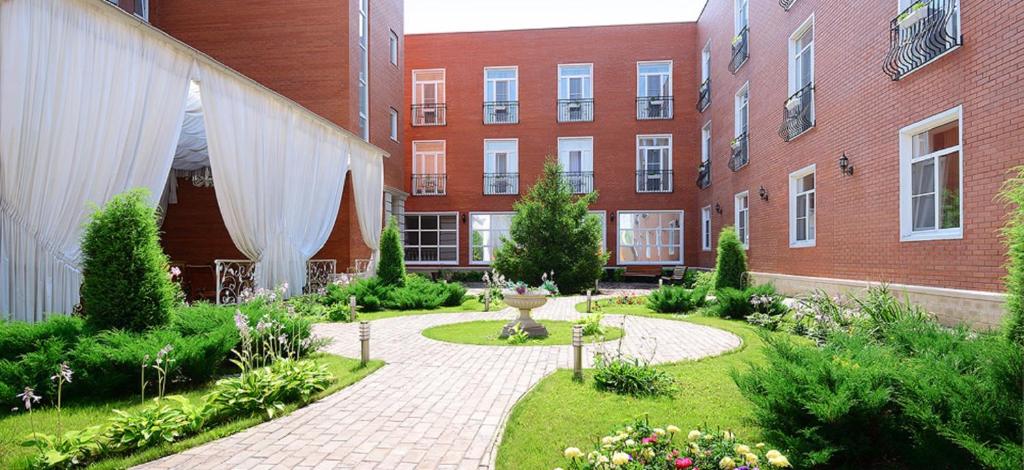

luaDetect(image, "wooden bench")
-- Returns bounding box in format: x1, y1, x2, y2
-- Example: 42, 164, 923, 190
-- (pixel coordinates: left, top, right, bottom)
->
660, 266, 689, 286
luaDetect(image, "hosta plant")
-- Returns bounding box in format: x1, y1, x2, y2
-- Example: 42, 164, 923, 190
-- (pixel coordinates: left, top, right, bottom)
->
22, 426, 106, 470
105, 395, 210, 451
576, 313, 606, 336
208, 358, 331, 419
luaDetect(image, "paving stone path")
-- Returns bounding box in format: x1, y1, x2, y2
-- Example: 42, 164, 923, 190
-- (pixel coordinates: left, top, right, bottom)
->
140, 296, 741, 470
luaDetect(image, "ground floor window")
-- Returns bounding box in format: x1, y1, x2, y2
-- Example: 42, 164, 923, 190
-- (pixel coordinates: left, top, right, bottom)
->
899, 106, 962, 241
616, 211, 683, 264
701, 206, 712, 251
404, 213, 458, 264
735, 191, 749, 248
789, 165, 816, 247
470, 213, 513, 264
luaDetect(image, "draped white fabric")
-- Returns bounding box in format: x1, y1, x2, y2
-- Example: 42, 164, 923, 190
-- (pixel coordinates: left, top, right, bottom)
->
0, 0, 193, 321
198, 64, 350, 297
350, 148, 385, 276
172, 81, 210, 171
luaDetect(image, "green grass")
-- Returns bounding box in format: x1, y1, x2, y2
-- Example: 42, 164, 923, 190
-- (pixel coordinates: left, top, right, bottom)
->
495, 315, 773, 470
352, 297, 506, 322
422, 320, 625, 346
0, 354, 383, 470
576, 298, 689, 318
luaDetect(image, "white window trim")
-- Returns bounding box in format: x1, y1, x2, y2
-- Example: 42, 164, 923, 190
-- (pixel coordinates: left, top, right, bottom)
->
636, 60, 673, 97
899, 106, 964, 242
701, 206, 713, 251
412, 68, 446, 105
636, 134, 674, 171
468, 211, 515, 266
701, 40, 712, 82
701, 122, 712, 163
389, 108, 399, 142
734, 82, 749, 139
389, 30, 400, 66
483, 138, 520, 173
734, 0, 749, 34
615, 210, 685, 266
484, 66, 519, 102
788, 164, 817, 248
412, 140, 446, 174
557, 63, 595, 100
788, 14, 815, 95
735, 191, 750, 249
404, 211, 460, 265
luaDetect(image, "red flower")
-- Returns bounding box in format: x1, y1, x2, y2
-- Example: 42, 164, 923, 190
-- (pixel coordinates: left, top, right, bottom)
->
675, 457, 694, 469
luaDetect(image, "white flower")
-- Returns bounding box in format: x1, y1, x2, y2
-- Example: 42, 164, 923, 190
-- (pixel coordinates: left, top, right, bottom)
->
666, 425, 680, 434
611, 452, 630, 465
687, 430, 701, 441
563, 447, 583, 459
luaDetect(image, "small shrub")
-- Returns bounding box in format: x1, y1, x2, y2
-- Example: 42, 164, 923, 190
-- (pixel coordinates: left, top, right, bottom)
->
105, 396, 209, 451
0, 316, 86, 362
854, 285, 932, 328
81, 189, 176, 332
575, 313, 605, 336
746, 312, 784, 331
592, 355, 675, 397
601, 268, 626, 283
505, 324, 530, 345
646, 286, 705, 314
287, 294, 330, 320
792, 290, 862, 342
441, 282, 467, 307
714, 284, 786, 320
327, 304, 349, 322
713, 226, 748, 291
377, 218, 405, 287
208, 359, 331, 419
22, 425, 106, 469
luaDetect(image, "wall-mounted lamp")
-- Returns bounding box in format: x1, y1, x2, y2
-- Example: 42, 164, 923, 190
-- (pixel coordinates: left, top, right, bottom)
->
758, 185, 769, 201
461, 213, 467, 224
610, 213, 616, 222
839, 152, 855, 176
714, 203, 722, 214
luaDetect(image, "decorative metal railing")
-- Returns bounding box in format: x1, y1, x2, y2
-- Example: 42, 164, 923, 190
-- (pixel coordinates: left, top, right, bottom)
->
729, 133, 749, 171
729, 26, 750, 74
483, 173, 519, 195
411, 103, 446, 126
637, 96, 674, 120
305, 259, 336, 294
780, 0, 797, 10
483, 101, 519, 124
412, 174, 447, 196
883, 0, 961, 80
636, 170, 673, 193
778, 83, 815, 141
557, 98, 594, 122
697, 161, 711, 189
697, 79, 711, 112
563, 171, 595, 194
215, 259, 256, 305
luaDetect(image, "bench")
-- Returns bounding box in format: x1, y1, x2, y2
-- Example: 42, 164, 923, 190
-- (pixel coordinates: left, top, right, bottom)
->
660, 266, 689, 286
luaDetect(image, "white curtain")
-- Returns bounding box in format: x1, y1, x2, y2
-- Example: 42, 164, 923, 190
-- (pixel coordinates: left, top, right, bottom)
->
350, 148, 385, 275
0, 0, 193, 321
198, 64, 350, 297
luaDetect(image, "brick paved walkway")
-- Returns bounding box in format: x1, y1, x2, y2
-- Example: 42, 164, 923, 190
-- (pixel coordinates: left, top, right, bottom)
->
139, 296, 741, 470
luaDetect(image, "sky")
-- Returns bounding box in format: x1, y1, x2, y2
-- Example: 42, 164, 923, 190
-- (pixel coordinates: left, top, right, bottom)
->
404, 0, 709, 34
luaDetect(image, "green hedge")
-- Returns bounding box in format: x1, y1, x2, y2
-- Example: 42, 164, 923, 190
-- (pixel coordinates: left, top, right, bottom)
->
324, 274, 466, 313
646, 285, 707, 313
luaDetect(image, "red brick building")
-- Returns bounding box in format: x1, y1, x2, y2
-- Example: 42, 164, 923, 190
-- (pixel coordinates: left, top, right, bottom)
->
405, 0, 1022, 326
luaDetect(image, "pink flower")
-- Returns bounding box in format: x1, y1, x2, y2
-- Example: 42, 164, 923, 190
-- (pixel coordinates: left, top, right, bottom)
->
675, 457, 693, 469
170, 266, 182, 277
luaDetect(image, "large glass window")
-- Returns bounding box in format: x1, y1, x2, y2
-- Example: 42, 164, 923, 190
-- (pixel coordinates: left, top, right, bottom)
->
637, 61, 671, 98
789, 166, 816, 247
636, 135, 672, 193
617, 211, 684, 264
470, 213, 513, 264
558, 64, 593, 100
702, 206, 712, 251
404, 213, 458, 264
900, 107, 962, 240
735, 192, 749, 248
485, 67, 518, 102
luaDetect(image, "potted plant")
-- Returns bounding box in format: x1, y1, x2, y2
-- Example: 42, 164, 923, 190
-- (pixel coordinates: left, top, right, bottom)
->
494, 271, 558, 338
786, 96, 801, 112
897, 1, 928, 29
730, 137, 743, 150
731, 34, 744, 47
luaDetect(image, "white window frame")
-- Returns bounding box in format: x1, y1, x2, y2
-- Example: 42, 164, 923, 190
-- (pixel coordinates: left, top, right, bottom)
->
412, 140, 446, 196
701, 40, 712, 83
701, 206, 713, 251
557, 63, 594, 100
735, 191, 749, 249
484, 66, 519, 102
789, 164, 817, 248
735, 0, 749, 34
389, 30, 400, 66
636, 134, 673, 193
468, 212, 515, 265
899, 106, 964, 242
357, 0, 369, 140
557, 136, 594, 173
403, 212, 459, 265
788, 15, 815, 95
412, 68, 446, 105
615, 210, 685, 266
734, 82, 749, 139
701, 122, 712, 163
484, 138, 519, 175
636, 60, 673, 98
389, 108, 399, 141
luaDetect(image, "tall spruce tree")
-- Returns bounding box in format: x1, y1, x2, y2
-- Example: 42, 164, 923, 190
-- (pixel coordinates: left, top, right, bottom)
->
714, 226, 748, 291
1002, 167, 1024, 345
377, 217, 406, 286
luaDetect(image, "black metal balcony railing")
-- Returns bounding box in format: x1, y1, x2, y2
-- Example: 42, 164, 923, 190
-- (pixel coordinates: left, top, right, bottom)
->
483, 173, 519, 195
728, 133, 749, 171
883, 0, 961, 80
637, 96, 674, 120
411, 174, 446, 196
483, 101, 519, 124
729, 26, 750, 74
779, 0, 797, 10
778, 83, 815, 141
636, 170, 673, 193
696, 161, 711, 189
697, 79, 711, 112
563, 171, 595, 194
557, 98, 594, 122
411, 103, 446, 126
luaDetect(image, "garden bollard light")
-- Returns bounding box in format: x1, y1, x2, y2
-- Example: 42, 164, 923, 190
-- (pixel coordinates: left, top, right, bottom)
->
484, 289, 491, 312
349, 295, 357, 322
359, 321, 370, 366
586, 289, 593, 313
659, 278, 664, 287
572, 324, 583, 381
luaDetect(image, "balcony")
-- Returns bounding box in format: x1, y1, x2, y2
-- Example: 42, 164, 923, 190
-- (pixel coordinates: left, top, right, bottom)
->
883, 0, 961, 80
728, 133, 749, 171
411, 174, 446, 196
779, 0, 797, 10
557, 98, 594, 122
637, 96, 673, 120
729, 26, 750, 74
411, 103, 446, 126
696, 161, 711, 189
483, 101, 519, 125
697, 79, 711, 112
636, 170, 673, 193
778, 83, 814, 141
483, 173, 519, 195
563, 171, 595, 194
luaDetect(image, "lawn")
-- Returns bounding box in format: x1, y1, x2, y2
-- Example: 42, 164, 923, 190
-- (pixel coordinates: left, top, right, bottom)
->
0, 354, 383, 470
577, 297, 676, 318
495, 314, 773, 470
422, 320, 624, 346
353, 297, 506, 322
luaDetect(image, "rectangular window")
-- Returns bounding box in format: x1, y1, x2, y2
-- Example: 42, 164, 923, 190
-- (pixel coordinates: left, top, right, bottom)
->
636, 135, 672, 193
470, 213, 513, 264
558, 137, 594, 193
558, 64, 593, 100
735, 191, 749, 248
133, 0, 149, 21
389, 108, 399, 141
789, 165, 816, 247
701, 122, 712, 163
735, 0, 749, 33
412, 141, 446, 196
412, 69, 446, 126
735, 83, 749, 138
637, 61, 672, 98
899, 106, 963, 241
389, 30, 399, 66
404, 213, 458, 264
701, 41, 711, 83
357, 0, 369, 140
484, 139, 519, 195
485, 67, 518, 102
617, 211, 684, 265
790, 17, 815, 94
701, 206, 712, 251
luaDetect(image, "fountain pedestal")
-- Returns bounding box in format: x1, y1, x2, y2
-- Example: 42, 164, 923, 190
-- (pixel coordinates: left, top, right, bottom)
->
499, 294, 549, 338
